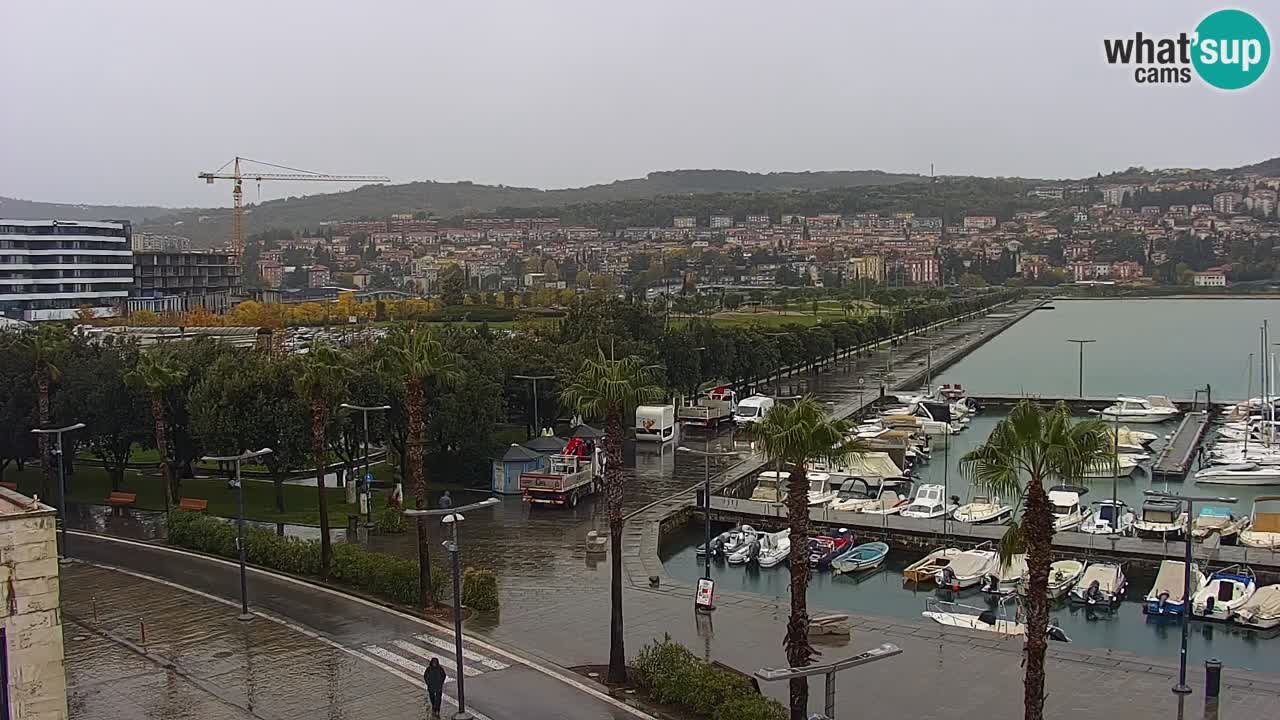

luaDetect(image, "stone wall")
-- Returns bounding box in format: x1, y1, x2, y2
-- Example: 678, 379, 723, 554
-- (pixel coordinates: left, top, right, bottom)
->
0, 489, 67, 720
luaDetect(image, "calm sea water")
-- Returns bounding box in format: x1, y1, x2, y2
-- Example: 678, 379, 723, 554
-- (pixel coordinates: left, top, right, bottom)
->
934, 298, 1280, 400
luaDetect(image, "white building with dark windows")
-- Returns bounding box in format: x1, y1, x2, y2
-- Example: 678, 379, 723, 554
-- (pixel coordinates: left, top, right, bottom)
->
0, 220, 134, 321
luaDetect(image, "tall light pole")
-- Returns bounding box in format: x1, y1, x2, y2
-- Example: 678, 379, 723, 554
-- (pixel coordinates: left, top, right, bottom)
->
405, 497, 500, 720
1144, 490, 1237, 696
202, 448, 273, 620
678, 445, 740, 592
513, 374, 555, 438
1066, 339, 1096, 398
339, 403, 391, 528
31, 422, 86, 563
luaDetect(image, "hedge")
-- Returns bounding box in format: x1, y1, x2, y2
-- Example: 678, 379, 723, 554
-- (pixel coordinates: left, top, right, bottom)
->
633, 635, 785, 720
166, 510, 469, 608
461, 568, 498, 612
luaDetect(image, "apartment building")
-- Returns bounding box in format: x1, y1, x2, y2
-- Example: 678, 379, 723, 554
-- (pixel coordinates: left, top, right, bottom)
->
130, 248, 242, 314
0, 219, 134, 321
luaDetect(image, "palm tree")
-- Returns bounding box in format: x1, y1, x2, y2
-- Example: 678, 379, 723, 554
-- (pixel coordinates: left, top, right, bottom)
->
960, 400, 1111, 720
748, 397, 863, 720
125, 347, 187, 513
380, 326, 461, 606
560, 348, 662, 685
294, 341, 351, 578
26, 326, 68, 498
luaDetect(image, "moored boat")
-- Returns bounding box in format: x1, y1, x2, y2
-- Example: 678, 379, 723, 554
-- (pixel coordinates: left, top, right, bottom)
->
1049, 488, 1090, 532
980, 553, 1026, 595
1191, 566, 1256, 621
1144, 560, 1205, 616
831, 541, 889, 575
1098, 395, 1180, 424
1191, 506, 1249, 542
951, 494, 1013, 525
1238, 496, 1280, 549
935, 546, 997, 591
1069, 562, 1127, 607
807, 531, 852, 569
1233, 585, 1280, 630
902, 547, 961, 584
1133, 498, 1188, 539
1195, 463, 1280, 486
756, 529, 791, 568
900, 484, 952, 519
1079, 500, 1135, 537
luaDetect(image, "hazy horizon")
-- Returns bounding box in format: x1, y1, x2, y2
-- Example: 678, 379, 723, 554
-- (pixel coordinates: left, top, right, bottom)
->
3, 1, 1276, 208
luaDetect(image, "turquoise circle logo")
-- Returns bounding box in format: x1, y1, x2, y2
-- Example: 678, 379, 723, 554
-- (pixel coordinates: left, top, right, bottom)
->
1192, 9, 1270, 89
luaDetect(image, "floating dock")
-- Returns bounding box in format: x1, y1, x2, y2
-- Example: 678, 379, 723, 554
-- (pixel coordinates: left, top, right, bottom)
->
1151, 411, 1213, 480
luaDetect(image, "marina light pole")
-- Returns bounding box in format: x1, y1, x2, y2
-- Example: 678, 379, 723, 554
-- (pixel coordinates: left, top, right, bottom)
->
678, 444, 740, 596
513, 374, 555, 438
339, 403, 391, 528
31, 422, 86, 562
755, 643, 902, 720
405, 497, 500, 720
202, 448, 273, 620
1066, 339, 1096, 398
1145, 490, 1237, 696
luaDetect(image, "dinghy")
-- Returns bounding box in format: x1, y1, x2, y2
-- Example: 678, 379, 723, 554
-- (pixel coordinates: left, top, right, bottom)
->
831, 541, 889, 575
902, 547, 961, 584
756, 529, 791, 568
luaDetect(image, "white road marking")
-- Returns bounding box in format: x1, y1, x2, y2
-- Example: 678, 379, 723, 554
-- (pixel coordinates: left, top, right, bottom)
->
391, 640, 484, 675
412, 634, 509, 671
69, 531, 658, 720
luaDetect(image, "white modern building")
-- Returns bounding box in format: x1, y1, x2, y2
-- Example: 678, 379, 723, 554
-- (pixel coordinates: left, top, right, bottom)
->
0, 219, 134, 321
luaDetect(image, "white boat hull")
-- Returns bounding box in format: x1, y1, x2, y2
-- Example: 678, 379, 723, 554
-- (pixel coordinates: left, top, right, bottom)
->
921, 611, 1024, 636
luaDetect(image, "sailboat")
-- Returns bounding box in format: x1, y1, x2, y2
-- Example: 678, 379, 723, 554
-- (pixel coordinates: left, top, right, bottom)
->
1200, 330, 1280, 486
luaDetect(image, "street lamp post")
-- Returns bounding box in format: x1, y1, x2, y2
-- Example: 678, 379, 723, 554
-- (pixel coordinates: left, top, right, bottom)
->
30, 422, 86, 562
678, 445, 740, 596
1145, 490, 1237, 696
1066, 339, 1097, 398
404, 497, 500, 720
513, 375, 555, 438
755, 643, 902, 720
202, 448, 273, 620
339, 403, 391, 528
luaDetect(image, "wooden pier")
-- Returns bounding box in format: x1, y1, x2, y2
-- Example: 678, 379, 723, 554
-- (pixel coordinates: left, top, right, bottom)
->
1151, 411, 1213, 480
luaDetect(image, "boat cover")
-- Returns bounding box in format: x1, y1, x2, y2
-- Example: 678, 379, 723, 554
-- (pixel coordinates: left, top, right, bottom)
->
1238, 585, 1280, 618
1195, 507, 1234, 530
949, 550, 996, 577
842, 452, 903, 479
1150, 561, 1197, 602
1080, 563, 1122, 593
991, 554, 1027, 581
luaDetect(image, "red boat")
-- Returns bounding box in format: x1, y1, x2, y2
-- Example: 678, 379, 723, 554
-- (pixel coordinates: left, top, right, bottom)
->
808, 531, 853, 569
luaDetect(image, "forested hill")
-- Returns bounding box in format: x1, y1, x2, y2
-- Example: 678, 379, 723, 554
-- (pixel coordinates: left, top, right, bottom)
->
0, 196, 180, 225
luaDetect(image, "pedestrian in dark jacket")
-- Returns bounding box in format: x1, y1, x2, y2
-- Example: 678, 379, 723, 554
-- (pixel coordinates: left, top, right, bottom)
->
424, 657, 447, 717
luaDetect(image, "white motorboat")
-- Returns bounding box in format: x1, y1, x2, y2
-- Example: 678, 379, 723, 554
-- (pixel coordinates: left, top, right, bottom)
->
750, 471, 785, 503
806, 473, 837, 507
900, 484, 952, 519
756, 529, 791, 568
1044, 559, 1085, 599
1238, 496, 1280, 549
1049, 488, 1090, 531
828, 478, 913, 514
697, 524, 756, 557
1144, 560, 1205, 616
1191, 566, 1256, 621
935, 546, 997, 590
726, 530, 767, 565
1132, 498, 1188, 539
812, 452, 905, 482
1098, 396, 1180, 424
1233, 584, 1280, 630
1194, 463, 1280, 486
1111, 425, 1158, 453
1206, 442, 1280, 466
922, 597, 1023, 636
1191, 506, 1249, 542
1079, 500, 1135, 537
1069, 562, 1127, 607
980, 553, 1026, 595
951, 494, 1013, 525
1080, 453, 1145, 479
902, 547, 961, 584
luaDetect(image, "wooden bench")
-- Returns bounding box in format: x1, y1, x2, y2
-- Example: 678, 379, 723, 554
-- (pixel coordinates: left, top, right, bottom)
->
0, 482, 17, 492
108, 492, 137, 507
177, 498, 208, 512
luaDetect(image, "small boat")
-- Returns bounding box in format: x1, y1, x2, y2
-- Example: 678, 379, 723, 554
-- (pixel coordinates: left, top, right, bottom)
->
935, 546, 997, 590
1133, 498, 1188, 539
1049, 489, 1091, 532
726, 530, 766, 565
831, 541, 889, 575
1112, 425, 1158, 451
980, 553, 1026, 595
900, 484, 952, 519
1079, 500, 1135, 537
1233, 584, 1280, 630
750, 471, 785, 503
756, 529, 791, 568
1069, 562, 1127, 607
828, 478, 913, 514
1191, 566, 1256, 621
697, 524, 755, 557
1238, 496, 1280, 549
902, 547, 961, 584
1195, 463, 1280, 486
807, 531, 852, 569
806, 472, 838, 507
1098, 395, 1180, 424
951, 494, 1013, 525
1144, 560, 1205, 616
1035, 559, 1085, 599
921, 598, 1073, 642
1191, 506, 1249, 542
1080, 453, 1145, 479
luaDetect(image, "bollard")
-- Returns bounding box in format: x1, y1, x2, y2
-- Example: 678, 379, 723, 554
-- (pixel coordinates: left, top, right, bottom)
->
346, 514, 359, 534
1205, 658, 1222, 699
140, 621, 147, 645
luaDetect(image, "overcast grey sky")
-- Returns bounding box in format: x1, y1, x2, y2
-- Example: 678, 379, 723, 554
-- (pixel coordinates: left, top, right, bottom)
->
2, 1, 1276, 208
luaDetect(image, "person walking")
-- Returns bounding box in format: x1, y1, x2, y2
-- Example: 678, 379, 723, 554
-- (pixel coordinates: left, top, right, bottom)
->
424, 657, 447, 717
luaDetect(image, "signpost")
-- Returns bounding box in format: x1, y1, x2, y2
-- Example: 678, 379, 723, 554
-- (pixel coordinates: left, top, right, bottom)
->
695, 577, 716, 611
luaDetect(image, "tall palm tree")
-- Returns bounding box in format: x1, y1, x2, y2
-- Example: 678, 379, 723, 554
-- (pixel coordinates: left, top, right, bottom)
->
26, 326, 68, 498
380, 326, 461, 606
125, 347, 187, 513
560, 348, 662, 685
749, 397, 863, 720
960, 400, 1111, 720
294, 341, 352, 578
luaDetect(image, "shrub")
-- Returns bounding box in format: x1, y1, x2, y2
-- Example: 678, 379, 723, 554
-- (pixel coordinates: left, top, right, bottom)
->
166, 510, 464, 608
633, 635, 784, 720
374, 506, 406, 534
461, 567, 498, 612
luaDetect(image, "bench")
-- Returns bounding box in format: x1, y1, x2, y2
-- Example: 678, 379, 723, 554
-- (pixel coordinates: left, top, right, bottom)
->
107, 492, 137, 507
177, 498, 208, 512
0, 482, 17, 492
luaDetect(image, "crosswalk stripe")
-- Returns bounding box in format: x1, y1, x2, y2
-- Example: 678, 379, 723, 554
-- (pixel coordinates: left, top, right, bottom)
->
364, 645, 427, 676
414, 633, 510, 671
392, 640, 483, 676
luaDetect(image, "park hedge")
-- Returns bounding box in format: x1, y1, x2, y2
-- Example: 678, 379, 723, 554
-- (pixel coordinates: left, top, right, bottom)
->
633, 635, 785, 720
166, 510, 478, 608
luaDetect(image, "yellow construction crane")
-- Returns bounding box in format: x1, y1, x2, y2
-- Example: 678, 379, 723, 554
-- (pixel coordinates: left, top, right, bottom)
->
198, 156, 389, 255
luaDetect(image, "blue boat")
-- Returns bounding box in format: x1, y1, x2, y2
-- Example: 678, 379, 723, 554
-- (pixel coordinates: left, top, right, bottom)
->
831, 541, 889, 575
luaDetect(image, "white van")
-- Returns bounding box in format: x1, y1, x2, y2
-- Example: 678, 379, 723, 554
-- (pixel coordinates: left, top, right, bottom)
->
635, 404, 677, 442
734, 395, 776, 426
